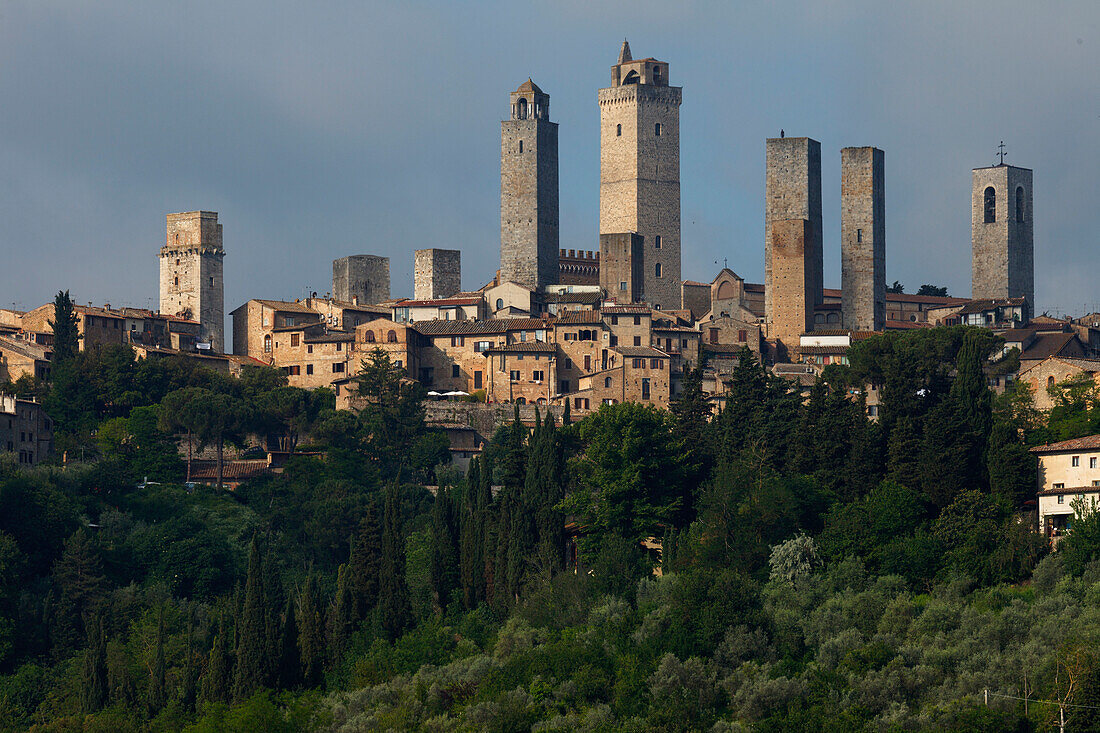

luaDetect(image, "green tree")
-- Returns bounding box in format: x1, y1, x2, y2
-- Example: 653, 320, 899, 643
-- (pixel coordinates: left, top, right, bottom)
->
80, 614, 107, 714
232, 536, 268, 701
48, 289, 79, 363
429, 486, 460, 612
378, 485, 412, 640
296, 572, 326, 688
347, 505, 382, 622
199, 615, 232, 705
146, 607, 167, 718
916, 284, 949, 297
277, 598, 301, 690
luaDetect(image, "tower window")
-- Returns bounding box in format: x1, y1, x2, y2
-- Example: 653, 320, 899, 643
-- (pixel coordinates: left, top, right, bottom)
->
655, 263, 663, 278
517, 97, 527, 120
174, 276, 179, 288
653, 66, 662, 83
616, 124, 622, 137
655, 235, 662, 249
519, 140, 523, 153
209, 277, 214, 286
655, 123, 662, 136
620, 281, 627, 290
1015, 186, 1025, 222
984, 186, 996, 223
857, 228, 862, 243
496, 298, 504, 310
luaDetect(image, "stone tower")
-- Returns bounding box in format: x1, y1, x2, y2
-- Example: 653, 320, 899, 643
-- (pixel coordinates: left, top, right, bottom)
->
500, 79, 559, 289
599, 41, 682, 309
414, 249, 461, 301
971, 163, 1033, 307
841, 147, 886, 331
333, 255, 390, 304
160, 211, 224, 352
765, 137, 823, 356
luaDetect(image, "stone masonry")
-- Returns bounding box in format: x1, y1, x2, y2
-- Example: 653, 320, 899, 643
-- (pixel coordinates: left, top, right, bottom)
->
332, 255, 390, 305
159, 211, 224, 352
770, 218, 814, 355
500, 79, 559, 289
599, 41, 682, 310
414, 249, 461, 301
599, 232, 644, 303
972, 164, 1034, 308
765, 137, 822, 326
841, 147, 886, 331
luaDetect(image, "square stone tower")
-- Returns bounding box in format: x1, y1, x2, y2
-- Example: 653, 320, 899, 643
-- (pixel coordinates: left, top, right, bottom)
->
841, 147, 886, 331
500, 79, 559, 289
599, 41, 682, 310
765, 137, 823, 331
333, 255, 390, 304
972, 164, 1033, 307
160, 211, 224, 352
414, 249, 461, 300
599, 232, 644, 303
770, 219, 815, 355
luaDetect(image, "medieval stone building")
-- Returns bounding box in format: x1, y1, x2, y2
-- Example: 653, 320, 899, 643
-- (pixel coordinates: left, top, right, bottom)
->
159, 211, 225, 352
972, 163, 1033, 308
841, 147, 886, 331
598, 41, 682, 310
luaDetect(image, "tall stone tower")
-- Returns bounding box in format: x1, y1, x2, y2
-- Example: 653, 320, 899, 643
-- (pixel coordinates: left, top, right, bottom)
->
414, 249, 461, 301
160, 211, 224, 352
500, 79, 559, 289
333, 255, 390, 305
841, 147, 886, 331
599, 41, 682, 309
971, 163, 1033, 307
765, 137, 822, 355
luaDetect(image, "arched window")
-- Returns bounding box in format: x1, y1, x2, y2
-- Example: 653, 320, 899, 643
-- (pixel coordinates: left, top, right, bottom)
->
387, 330, 397, 343
604, 376, 612, 388
654, 235, 662, 249
984, 186, 996, 223
827, 312, 840, 324
654, 123, 662, 136
655, 262, 662, 278
516, 97, 527, 120
263, 334, 272, 353
1048, 376, 1056, 389
365, 331, 375, 343
496, 298, 504, 310
616, 124, 621, 137
814, 313, 825, 325
653, 66, 662, 83
1016, 186, 1025, 223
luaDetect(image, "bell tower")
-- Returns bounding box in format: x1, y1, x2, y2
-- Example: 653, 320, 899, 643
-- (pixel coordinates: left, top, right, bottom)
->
159, 211, 225, 352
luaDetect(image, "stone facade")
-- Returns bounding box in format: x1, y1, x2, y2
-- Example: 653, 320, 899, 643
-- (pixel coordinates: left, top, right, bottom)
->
599, 232, 644, 303
332, 255, 390, 305
972, 164, 1034, 308
160, 211, 225, 352
500, 80, 559, 289
599, 41, 682, 310
769, 218, 815, 355
558, 249, 599, 286
413, 249, 462, 301
765, 138, 822, 323
0, 393, 53, 465
841, 147, 886, 331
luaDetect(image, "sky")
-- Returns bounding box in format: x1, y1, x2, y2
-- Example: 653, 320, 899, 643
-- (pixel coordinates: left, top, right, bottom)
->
1, 1, 1098, 323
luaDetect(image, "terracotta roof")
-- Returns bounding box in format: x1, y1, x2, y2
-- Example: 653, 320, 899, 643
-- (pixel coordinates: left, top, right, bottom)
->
602, 305, 652, 315
412, 317, 549, 337
189, 459, 271, 482
806, 329, 851, 336
744, 283, 765, 292
515, 78, 544, 94
884, 320, 933, 330
304, 332, 354, 344
555, 311, 604, 325
1031, 435, 1100, 453
398, 297, 482, 308
957, 297, 1028, 315
1021, 332, 1082, 361
1038, 486, 1100, 496
702, 344, 747, 354
485, 342, 557, 354
653, 324, 698, 333
253, 299, 319, 314
542, 291, 602, 303
1001, 328, 1040, 342
614, 346, 669, 358
681, 280, 710, 287
799, 345, 849, 355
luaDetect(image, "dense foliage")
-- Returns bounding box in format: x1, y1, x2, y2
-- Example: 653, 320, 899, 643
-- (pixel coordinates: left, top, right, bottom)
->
2, 330, 1099, 731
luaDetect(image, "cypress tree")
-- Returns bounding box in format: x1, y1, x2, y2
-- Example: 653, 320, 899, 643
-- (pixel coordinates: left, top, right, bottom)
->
327, 564, 355, 668
80, 614, 107, 714
562, 398, 572, 426
459, 458, 483, 608
886, 416, 923, 490
297, 571, 326, 688
179, 616, 197, 712
261, 546, 284, 687
146, 608, 166, 718
348, 503, 382, 621
533, 414, 565, 571
277, 598, 302, 690
480, 453, 498, 608
378, 485, 412, 640
430, 486, 460, 612
49, 289, 79, 364
199, 614, 232, 705
232, 536, 267, 701
492, 486, 514, 612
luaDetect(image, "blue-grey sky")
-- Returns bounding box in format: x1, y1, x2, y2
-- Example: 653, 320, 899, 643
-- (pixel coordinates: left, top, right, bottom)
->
1, 1, 1098, 319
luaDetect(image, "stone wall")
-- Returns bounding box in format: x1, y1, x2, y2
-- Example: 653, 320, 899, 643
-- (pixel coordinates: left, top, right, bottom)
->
971, 165, 1034, 307
160, 211, 224, 352
599, 233, 644, 302
841, 147, 886, 331
332, 255, 390, 305
770, 218, 814, 355
765, 138, 822, 326
599, 67, 682, 310
413, 249, 461, 301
